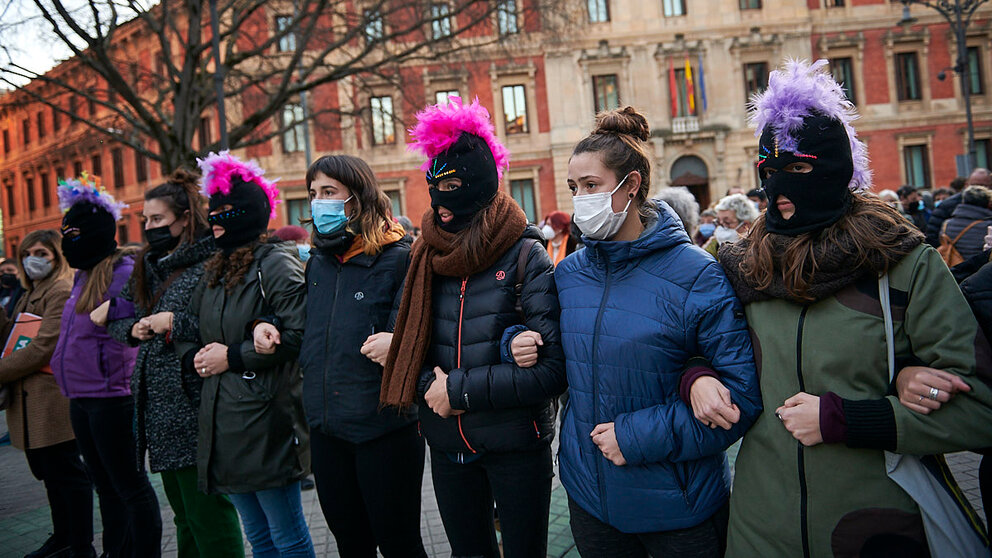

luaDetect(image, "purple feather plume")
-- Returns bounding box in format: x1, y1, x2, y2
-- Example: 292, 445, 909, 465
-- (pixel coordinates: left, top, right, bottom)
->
748, 59, 871, 192
57, 174, 127, 220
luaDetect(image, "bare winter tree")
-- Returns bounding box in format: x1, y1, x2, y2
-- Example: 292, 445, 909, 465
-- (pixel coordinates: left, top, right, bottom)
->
0, 0, 577, 173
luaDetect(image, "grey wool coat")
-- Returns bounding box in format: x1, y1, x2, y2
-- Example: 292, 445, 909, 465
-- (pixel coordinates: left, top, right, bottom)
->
107, 236, 217, 473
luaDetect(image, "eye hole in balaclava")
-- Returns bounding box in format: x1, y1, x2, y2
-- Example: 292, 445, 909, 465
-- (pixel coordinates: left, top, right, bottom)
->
758, 112, 855, 236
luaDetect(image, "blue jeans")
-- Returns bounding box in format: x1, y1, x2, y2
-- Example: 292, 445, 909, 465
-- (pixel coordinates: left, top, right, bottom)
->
228, 482, 315, 558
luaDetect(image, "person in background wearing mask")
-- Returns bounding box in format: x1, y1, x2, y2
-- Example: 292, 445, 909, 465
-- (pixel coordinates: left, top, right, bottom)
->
175, 152, 314, 558
897, 184, 930, 231
878, 189, 900, 208
932, 187, 955, 206
0, 258, 26, 317
695, 209, 717, 246
926, 169, 991, 247
253, 154, 425, 557
746, 188, 768, 212
95, 170, 245, 558
274, 225, 312, 262
702, 193, 759, 257
380, 97, 566, 557
1, 230, 96, 558
541, 210, 577, 267
51, 179, 162, 558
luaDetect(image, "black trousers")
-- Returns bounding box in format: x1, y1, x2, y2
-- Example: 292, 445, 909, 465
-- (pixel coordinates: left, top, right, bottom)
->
24, 439, 95, 552
311, 423, 428, 558
431, 444, 553, 558
568, 496, 728, 558
70, 396, 162, 558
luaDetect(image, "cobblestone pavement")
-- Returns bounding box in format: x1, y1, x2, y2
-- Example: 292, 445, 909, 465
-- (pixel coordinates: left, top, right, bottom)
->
0, 412, 984, 558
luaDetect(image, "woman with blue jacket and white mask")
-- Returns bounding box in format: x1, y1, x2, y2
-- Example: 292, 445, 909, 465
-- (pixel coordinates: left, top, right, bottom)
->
509, 106, 762, 557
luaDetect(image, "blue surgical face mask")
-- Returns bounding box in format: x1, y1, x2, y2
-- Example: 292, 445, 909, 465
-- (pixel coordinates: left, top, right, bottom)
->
698, 223, 716, 238
918, 200, 926, 211
297, 244, 311, 262
935, 200, 942, 207
311, 196, 353, 235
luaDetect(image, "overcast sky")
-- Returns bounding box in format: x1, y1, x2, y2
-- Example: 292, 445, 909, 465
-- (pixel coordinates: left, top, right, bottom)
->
1, 0, 79, 87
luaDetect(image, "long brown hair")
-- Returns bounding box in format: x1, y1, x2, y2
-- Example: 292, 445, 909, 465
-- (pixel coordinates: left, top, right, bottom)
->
204, 238, 265, 294
132, 168, 208, 311
76, 246, 140, 314
306, 155, 395, 255
740, 193, 916, 301
17, 229, 71, 290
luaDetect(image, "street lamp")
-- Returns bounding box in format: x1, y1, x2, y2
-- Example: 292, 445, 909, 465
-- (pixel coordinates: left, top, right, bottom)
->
900, 0, 987, 173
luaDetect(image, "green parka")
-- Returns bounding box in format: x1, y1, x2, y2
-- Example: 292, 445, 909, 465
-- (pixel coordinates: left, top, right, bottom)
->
727, 244, 992, 557
176, 241, 310, 495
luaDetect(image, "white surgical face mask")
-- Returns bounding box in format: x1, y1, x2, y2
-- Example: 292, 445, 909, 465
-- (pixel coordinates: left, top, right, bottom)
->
572, 173, 633, 241
22, 256, 54, 281
714, 224, 742, 245
541, 224, 555, 240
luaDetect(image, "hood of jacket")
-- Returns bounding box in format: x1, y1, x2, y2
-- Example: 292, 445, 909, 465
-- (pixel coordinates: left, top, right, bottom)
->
950, 202, 992, 221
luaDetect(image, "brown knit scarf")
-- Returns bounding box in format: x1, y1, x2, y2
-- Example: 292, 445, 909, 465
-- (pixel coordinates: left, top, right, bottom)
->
719, 210, 923, 305
380, 191, 528, 407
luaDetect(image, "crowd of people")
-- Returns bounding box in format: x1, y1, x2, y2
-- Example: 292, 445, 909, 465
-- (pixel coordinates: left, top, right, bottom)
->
1, 59, 992, 558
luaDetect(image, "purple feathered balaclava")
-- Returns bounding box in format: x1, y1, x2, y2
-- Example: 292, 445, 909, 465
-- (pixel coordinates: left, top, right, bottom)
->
749, 59, 871, 236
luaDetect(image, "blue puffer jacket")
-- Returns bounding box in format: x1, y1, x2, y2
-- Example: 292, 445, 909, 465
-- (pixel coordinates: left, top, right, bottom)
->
557, 204, 762, 533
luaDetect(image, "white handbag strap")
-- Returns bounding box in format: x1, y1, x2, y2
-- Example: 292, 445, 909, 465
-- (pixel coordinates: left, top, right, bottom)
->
879, 273, 896, 383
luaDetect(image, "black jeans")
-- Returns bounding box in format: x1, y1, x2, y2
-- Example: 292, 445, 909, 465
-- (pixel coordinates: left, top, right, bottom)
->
568, 496, 728, 558
311, 423, 427, 558
25, 439, 95, 552
70, 396, 162, 558
430, 444, 553, 558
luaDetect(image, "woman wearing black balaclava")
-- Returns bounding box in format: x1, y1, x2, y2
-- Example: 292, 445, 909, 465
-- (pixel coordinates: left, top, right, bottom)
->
173, 152, 314, 558
379, 97, 566, 557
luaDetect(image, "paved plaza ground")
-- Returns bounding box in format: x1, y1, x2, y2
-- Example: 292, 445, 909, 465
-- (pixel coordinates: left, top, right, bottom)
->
0, 411, 984, 558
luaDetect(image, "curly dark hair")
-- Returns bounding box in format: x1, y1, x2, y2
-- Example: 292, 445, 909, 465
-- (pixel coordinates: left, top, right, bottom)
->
204, 238, 264, 293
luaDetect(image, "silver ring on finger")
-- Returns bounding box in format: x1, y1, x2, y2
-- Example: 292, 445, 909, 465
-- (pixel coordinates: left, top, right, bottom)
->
928, 386, 940, 401
201, 367, 207, 376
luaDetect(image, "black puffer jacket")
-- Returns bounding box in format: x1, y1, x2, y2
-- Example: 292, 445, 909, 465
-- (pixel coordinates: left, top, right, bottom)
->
925, 192, 963, 247
416, 226, 567, 454
961, 259, 992, 347
942, 202, 992, 262
300, 236, 415, 443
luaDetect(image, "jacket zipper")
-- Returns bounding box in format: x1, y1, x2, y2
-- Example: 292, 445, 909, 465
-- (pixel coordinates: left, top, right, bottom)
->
323, 261, 344, 429
796, 305, 811, 558
455, 277, 476, 454
592, 264, 613, 523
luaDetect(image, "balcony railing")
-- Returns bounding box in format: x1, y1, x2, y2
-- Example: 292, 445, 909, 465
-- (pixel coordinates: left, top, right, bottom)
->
672, 116, 700, 134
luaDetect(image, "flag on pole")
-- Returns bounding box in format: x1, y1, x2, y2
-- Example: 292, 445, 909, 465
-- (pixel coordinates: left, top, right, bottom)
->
668, 58, 678, 118
685, 57, 695, 115
697, 52, 708, 112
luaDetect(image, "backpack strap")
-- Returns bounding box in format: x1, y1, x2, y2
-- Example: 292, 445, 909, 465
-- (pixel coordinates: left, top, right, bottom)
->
514, 238, 539, 321
947, 219, 985, 247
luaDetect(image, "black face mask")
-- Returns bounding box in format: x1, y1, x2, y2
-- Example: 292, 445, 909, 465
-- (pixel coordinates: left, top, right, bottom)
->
145, 224, 181, 254
427, 132, 498, 233
207, 177, 271, 253
0, 273, 19, 289
758, 113, 854, 236
61, 202, 118, 269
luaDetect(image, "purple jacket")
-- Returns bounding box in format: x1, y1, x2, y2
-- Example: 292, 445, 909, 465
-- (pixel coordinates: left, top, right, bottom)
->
51, 255, 138, 399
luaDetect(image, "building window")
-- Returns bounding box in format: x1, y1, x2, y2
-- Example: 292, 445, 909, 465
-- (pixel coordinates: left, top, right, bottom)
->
5, 185, 15, 217
826, 0, 844, 6
739, 0, 761, 9
593, 74, 620, 113
501, 85, 529, 134
663, 0, 685, 17
497, 0, 518, 35
364, 9, 384, 43
285, 198, 310, 226
281, 104, 306, 153
435, 90, 459, 105
52, 106, 60, 132
370, 96, 396, 145
87, 94, 96, 117
903, 144, 930, 188
431, 4, 452, 39
830, 57, 856, 105
135, 149, 147, 183
510, 179, 537, 222
673, 67, 698, 117
895, 52, 922, 101
41, 172, 51, 208
91, 154, 102, 178
588, 0, 609, 22
26, 175, 36, 212
22, 118, 30, 146
8, 236, 18, 260
198, 117, 212, 150
69, 95, 77, 124
112, 148, 124, 189
36, 112, 45, 139
385, 190, 402, 217
976, 139, 990, 170
275, 15, 296, 52
118, 224, 129, 244
55, 167, 65, 182
73, 160, 83, 177
2, 129, 8, 154
744, 62, 768, 104
967, 46, 984, 96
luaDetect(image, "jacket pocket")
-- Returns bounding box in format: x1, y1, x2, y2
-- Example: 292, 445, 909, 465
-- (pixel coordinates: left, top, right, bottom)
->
673, 461, 692, 508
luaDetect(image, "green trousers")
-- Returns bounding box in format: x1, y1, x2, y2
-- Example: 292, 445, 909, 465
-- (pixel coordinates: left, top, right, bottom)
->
160, 466, 245, 558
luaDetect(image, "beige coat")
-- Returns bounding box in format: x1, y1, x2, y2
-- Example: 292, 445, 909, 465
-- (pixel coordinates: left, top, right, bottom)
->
0, 275, 73, 450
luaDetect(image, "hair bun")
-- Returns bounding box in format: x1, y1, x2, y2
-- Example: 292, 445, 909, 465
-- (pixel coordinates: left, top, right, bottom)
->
168, 168, 201, 189
594, 106, 650, 142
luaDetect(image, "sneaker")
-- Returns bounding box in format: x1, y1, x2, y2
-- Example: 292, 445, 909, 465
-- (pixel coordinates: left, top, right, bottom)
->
23, 535, 70, 558
300, 476, 315, 491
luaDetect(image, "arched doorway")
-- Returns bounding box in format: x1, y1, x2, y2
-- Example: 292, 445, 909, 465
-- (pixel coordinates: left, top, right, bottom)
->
670, 155, 710, 209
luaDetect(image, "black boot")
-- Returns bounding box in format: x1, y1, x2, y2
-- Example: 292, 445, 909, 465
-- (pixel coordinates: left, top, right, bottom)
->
23, 535, 70, 558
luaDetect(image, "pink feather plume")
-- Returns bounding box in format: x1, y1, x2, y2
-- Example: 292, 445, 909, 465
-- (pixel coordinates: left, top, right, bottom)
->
196, 151, 281, 219
408, 96, 510, 180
